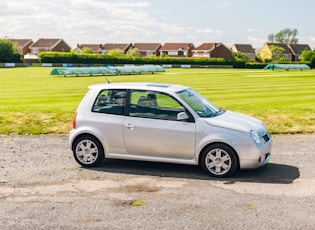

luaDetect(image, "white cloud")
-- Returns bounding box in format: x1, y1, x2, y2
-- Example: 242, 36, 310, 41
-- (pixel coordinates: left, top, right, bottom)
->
247, 36, 266, 48
196, 28, 223, 36
196, 28, 213, 34
0, 0, 164, 46
1, 0, 313, 49
248, 28, 263, 32
298, 36, 315, 48
0, 0, 231, 47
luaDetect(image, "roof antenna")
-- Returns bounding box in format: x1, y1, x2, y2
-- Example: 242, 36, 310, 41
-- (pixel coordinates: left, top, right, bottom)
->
105, 77, 111, 84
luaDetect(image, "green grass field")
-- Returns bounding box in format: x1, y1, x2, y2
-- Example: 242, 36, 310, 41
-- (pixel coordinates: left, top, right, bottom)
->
1, 67, 315, 134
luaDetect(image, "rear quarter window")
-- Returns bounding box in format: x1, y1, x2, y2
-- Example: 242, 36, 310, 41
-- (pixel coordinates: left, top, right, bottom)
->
92, 89, 127, 115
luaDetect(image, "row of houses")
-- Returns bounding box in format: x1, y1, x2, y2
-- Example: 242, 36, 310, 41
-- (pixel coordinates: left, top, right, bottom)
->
10, 38, 312, 62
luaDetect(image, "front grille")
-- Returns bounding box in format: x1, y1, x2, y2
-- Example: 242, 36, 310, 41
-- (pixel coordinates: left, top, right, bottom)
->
262, 133, 270, 142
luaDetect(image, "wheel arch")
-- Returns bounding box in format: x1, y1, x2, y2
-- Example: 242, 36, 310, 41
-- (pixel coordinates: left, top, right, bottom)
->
71, 132, 105, 154
198, 141, 240, 168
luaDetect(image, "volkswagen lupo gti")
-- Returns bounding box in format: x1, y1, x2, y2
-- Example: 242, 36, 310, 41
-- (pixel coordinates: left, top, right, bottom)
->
69, 82, 272, 178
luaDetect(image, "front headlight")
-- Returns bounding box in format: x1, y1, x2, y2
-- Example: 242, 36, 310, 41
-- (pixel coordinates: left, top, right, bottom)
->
250, 130, 261, 144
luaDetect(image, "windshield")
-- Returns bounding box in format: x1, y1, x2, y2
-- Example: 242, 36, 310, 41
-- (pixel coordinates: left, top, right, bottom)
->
176, 88, 224, 118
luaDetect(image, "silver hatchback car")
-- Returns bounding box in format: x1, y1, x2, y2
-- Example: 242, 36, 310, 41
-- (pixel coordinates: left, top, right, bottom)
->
69, 82, 272, 178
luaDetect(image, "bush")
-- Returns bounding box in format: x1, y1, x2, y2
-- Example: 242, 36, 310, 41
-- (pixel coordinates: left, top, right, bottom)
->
38, 52, 244, 67
0, 39, 22, 63
245, 62, 268, 69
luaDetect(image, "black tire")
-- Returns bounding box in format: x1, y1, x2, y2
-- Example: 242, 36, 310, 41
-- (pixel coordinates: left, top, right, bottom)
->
72, 135, 104, 167
200, 143, 238, 178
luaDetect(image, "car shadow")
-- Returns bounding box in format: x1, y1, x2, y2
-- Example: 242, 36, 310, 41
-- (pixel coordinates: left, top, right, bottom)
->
88, 159, 300, 184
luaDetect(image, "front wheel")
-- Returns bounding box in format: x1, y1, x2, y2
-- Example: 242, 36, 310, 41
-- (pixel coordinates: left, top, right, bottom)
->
72, 135, 104, 167
200, 143, 238, 178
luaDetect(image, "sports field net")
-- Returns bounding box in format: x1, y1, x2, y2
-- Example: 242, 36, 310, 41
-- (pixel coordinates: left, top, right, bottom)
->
263, 64, 310, 70
50, 65, 165, 76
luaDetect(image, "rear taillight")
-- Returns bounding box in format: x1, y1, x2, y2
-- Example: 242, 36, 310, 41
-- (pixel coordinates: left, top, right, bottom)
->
72, 112, 77, 129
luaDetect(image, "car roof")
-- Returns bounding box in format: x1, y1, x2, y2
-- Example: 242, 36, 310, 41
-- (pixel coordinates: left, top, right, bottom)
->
88, 82, 189, 93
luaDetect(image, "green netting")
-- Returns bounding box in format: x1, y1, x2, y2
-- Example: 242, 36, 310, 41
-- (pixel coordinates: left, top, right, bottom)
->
263, 64, 310, 70
50, 65, 165, 76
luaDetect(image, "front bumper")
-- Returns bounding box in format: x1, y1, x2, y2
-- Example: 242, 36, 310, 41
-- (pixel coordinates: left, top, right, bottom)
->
238, 137, 272, 169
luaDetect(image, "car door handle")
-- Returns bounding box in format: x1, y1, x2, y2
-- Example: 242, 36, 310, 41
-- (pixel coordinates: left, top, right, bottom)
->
124, 124, 135, 130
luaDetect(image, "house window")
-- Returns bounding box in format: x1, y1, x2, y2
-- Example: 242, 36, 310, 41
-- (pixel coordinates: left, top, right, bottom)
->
45, 49, 50, 52
146, 51, 153, 56
33, 48, 39, 54
204, 52, 208, 57
168, 51, 177, 56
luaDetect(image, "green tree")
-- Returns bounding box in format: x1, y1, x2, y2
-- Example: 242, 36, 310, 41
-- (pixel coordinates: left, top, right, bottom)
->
0, 39, 22, 62
160, 52, 169, 58
232, 52, 250, 62
70, 49, 78, 54
81, 47, 94, 54
301, 50, 315, 61
268, 28, 298, 44
301, 49, 315, 68
269, 45, 285, 61
259, 45, 285, 62
107, 48, 125, 58
126, 48, 140, 58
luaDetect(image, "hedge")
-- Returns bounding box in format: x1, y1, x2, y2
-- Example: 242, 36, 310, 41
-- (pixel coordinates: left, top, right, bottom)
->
38, 52, 312, 69
38, 52, 244, 68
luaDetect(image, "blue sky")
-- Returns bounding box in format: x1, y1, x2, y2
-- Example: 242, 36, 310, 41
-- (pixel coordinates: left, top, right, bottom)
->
1, 0, 314, 49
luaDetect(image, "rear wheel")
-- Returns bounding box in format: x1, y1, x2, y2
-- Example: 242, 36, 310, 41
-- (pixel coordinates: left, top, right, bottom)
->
200, 143, 238, 178
72, 135, 104, 167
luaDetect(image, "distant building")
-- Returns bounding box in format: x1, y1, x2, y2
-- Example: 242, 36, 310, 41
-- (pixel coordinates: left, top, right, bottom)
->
259, 43, 294, 61
75, 44, 104, 53
160, 43, 195, 58
101, 43, 132, 54
132, 43, 162, 57
192, 43, 232, 59
231, 44, 256, 61
10, 39, 34, 55
288, 44, 311, 61
30, 38, 71, 54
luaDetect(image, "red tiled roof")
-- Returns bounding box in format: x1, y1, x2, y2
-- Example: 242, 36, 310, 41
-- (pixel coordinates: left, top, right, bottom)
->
31, 38, 62, 48
10, 39, 33, 48
102, 43, 131, 50
160, 43, 194, 51
133, 43, 161, 51
194, 43, 219, 51
79, 44, 102, 51
232, 44, 255, 53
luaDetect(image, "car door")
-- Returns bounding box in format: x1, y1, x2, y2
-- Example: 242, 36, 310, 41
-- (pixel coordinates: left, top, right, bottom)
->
123, 90, 196, 160
91, 89, 127, 154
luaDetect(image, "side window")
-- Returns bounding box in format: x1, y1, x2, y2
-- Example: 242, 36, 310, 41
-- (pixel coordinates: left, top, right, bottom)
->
92, 89, 126, 115
129, 90, 185, 121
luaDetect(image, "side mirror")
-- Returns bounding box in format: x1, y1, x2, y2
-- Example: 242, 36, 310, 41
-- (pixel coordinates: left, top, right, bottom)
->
177, 112, 189, 121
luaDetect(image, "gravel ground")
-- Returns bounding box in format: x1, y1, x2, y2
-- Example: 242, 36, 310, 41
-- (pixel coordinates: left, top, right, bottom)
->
1, 134, 315, 229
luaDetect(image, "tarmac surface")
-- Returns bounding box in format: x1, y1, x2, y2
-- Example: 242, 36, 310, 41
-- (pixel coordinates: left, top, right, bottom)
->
1, 134, 314, 229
